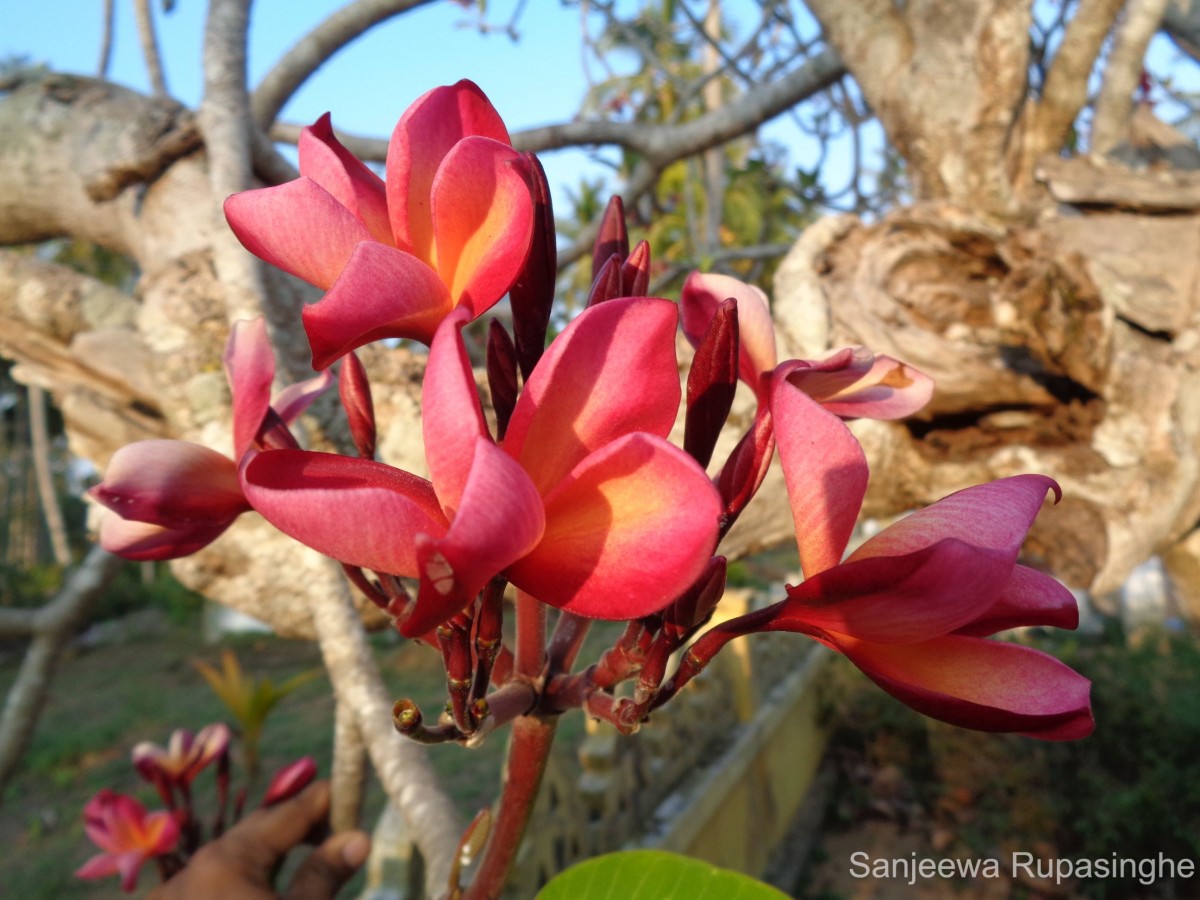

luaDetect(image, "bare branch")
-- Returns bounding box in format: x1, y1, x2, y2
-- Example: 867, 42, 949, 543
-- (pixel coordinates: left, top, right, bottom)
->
1164, 0, 1200, 62
1025, 0, 1126, 163
200, 0, 266, 325
28, 385, 72, 567
330, 698, 368, 833
251, 0, 438, 129
1092, 0, 1172, 153
97, 0, 115, 78
307, 563, 461, 894
134, 0, 170, 96
0, 546, 124, 800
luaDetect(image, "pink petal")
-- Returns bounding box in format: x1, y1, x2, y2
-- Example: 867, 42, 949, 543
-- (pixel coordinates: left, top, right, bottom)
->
776, 539, 1012, 643
98, 514, 230, 561
273, 369, 334, 426
401, 438, 544, 637
782, 349, 934, 420
299, 114, 392, 245
91, 440, 248, 528
240, 450, 447, 576
506, 433, 720, 619
830, 633, 1094, 740
223, 318, 275, 458
681, 272, 777, 393
224, 177, 371, 290
303, 241, 453, 368
432, 137, 533, 313
956, 565, 1079, 636
261, 756, 318, 806
386, 80, 511, 261
423, 308, 489, 515
771, 376, 868, 578
847, 475, 1061, 565
504, 297, 682, 496
75, 853, 120, 882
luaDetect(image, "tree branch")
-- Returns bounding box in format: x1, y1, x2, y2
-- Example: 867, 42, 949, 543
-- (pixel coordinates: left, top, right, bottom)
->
201, 0, 266, 326
134, 0, 170, 96
0, 546, 124, 801
330, 697, 367, 833
251, 0, 438, 129
1164, 0, 1200, 62
1092, 0, 1171, 153
97, 0, 116, 78
307, 561, 461, 895
1025, 0, 1125, 164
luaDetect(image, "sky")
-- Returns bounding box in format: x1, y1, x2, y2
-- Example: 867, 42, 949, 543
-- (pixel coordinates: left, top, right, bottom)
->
2, 1, 630, 198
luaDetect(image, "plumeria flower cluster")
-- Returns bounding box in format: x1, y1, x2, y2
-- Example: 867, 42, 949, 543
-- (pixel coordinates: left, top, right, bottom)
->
76, 723, 317, 891
90, 80, 1092, 760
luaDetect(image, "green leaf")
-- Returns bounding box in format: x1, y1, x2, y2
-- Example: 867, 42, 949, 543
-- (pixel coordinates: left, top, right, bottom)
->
536, 850, 791, 900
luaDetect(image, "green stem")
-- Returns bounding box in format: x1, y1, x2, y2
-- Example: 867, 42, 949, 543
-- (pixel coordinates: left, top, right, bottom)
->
463, 714, 558, 899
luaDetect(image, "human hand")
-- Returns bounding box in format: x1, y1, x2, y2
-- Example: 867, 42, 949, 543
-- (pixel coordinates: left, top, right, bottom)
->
148, 781, 370, 900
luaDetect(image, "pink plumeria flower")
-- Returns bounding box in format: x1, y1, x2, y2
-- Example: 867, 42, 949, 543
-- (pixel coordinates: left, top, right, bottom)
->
75, 790, 179, 892
90, 319, 330, 560
260, 756, 318, 807
132, 723, 231, 794
750, 382, 1093, 739
224, 80, 535, 368
681, 270, 933, 415
239, 298, 721, 637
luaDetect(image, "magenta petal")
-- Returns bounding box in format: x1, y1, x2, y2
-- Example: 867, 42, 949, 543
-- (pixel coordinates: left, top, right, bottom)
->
386, 80, 511, 261
91, 440, 248, 528
303, 241, 453, 368
847, 475, 1061, 565
240, 450, 447, 576
261, 756, 318, 807
299, 113, 392, 246
956, 564, 1079, 636
431, 136, 533, 313
401, 438, 544, 637
504, 297, 682, 496
272, 369, 334, 426
423, 308, 488, 514
506, 433, 720, 619
98, 514, 230, 561
771, 376, 868, 578
224, 177, 370, 290
223, 318, 275, 458
681, 272, 777, 392
830, 633, 1094, 740
75, 853, 120, 882
783, 350, 934, 420
777, 539, 1011, 643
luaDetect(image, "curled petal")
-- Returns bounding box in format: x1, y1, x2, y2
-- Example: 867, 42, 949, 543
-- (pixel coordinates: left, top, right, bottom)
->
782, 349, 933, 420
98, 514, 230, 562
423, 308, 488, 515
387, 79, 511, 260
224, 177, 370, 290
847, 475, 1061, 566
240, 450, 446, 576
299, 114, 392, 245
777, 539, 1011, 643
431, 137, 533, 312
91, 440, 248, 529
273, 369, 335, 427
681, 272, 777, 393
224, 318, 275, 458
402, 439, 545, 637
956, 565, 1080, 636
830, 633, 1094, 740
303, 241, 453, 367
771, 377, 868, 578
505, 297, 681, 496
506, 434, 720, 619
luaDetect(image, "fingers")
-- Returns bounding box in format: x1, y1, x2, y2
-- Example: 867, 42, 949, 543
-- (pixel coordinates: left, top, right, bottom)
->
221, 781, 334, 874
284, 830, 371, 900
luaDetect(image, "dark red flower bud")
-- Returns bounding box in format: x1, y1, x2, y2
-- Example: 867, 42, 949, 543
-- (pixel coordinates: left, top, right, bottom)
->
684, 299, 739, 468
338, 351, 376, 459
621, 240, 651, 297
508, 152, 556, 380
592, 195, 629, 279
486, 320, 519, 440
587, 253, 624, 307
